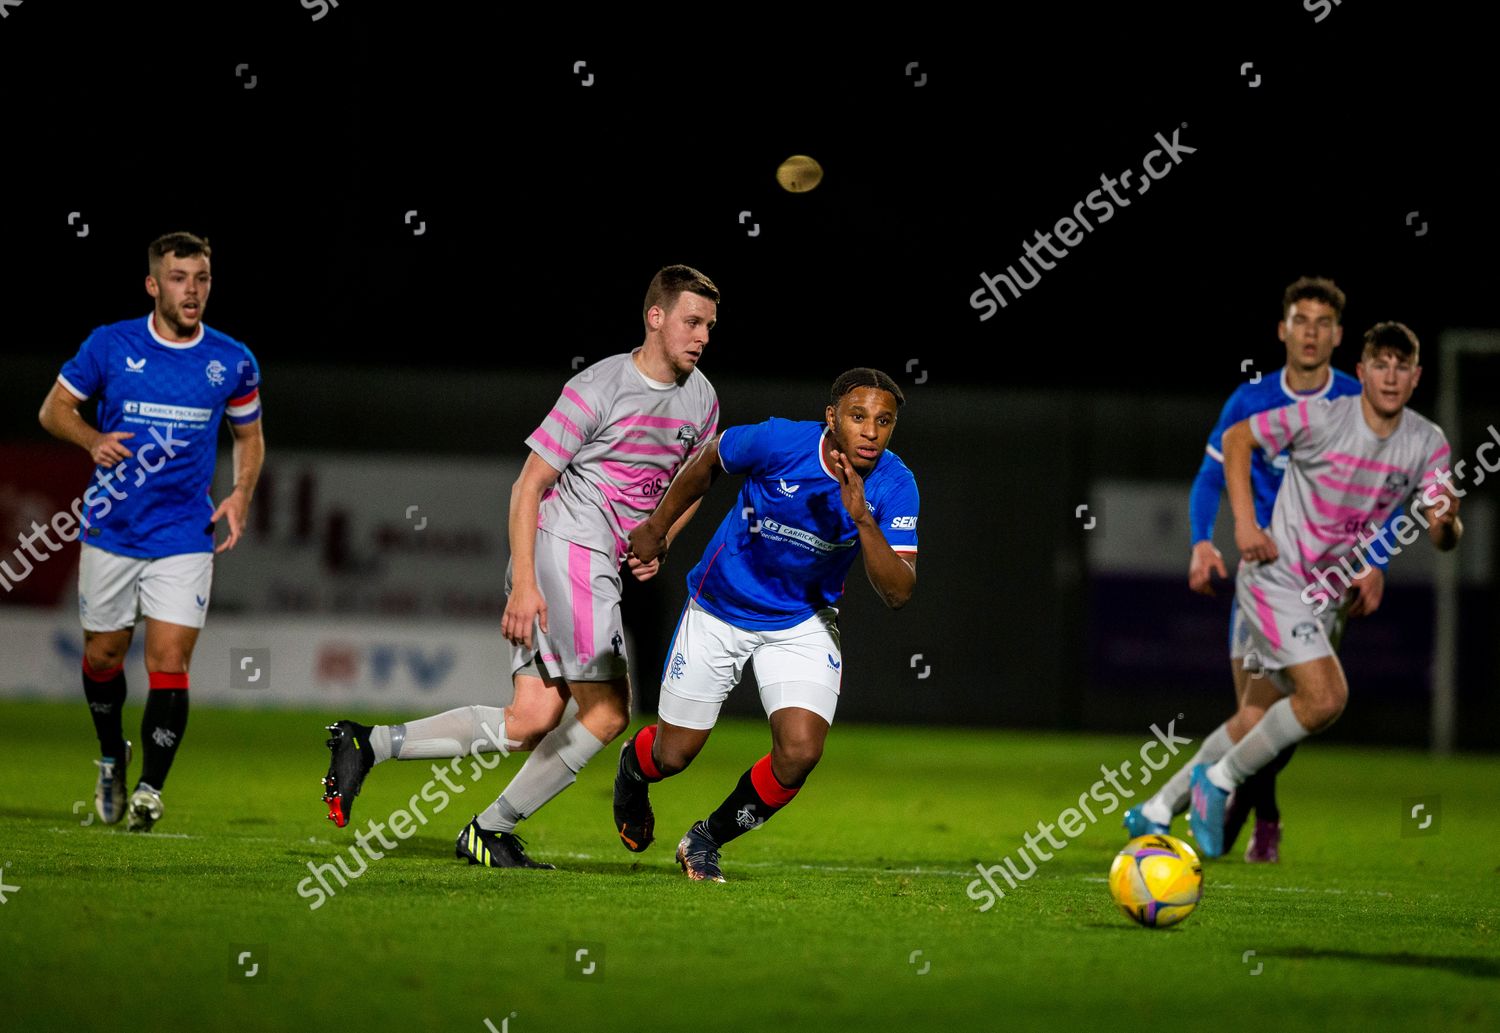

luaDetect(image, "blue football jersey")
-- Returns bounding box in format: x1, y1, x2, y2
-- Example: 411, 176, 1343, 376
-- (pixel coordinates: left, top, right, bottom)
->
684, 419, 919, 630
1190, 367, 1362, 543
58, 315, 262, 559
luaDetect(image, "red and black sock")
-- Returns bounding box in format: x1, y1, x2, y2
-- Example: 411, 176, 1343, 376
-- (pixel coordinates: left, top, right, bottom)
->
620, 723, 665, 783
705, 754, 801, 846
140, 672, 189, 789
82, 658, 128, 759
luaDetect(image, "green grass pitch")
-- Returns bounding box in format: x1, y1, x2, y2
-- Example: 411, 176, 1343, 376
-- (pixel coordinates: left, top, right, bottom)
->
0, 700, 1496, 1032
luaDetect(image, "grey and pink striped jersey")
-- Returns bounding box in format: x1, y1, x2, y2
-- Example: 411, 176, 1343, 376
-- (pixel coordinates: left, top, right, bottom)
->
1243, 393, 1451, 602
526, 351, 719, 565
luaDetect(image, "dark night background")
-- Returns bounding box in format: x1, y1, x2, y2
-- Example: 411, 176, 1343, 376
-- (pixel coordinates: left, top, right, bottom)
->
1, 2, 1495, 747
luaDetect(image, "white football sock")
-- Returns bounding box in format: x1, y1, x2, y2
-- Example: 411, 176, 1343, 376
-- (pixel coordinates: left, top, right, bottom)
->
1142, 724, 1234, 824
476, 714, 606, 833
1209, 698, 1311, 790
370, 706, 515, 765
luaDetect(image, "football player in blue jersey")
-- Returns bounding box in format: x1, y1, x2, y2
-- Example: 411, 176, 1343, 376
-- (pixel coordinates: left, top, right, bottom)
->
1125, 276, 1390, 860
617, 368, 919, 880
37, 232, 264, 832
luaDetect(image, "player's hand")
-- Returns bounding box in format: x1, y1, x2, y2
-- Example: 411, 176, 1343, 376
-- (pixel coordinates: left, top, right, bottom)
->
502, 581, 548, 650
628, 520, 668, 565
626, 554, 662, 582
1236, 524, 1279, 564
829, 450, 871, 524
1423, 482, 1461, 529
1346, 564, 1385, 618
211, 487, 250, 554
1187, 540, 1228, 596
90, 431, 134, 468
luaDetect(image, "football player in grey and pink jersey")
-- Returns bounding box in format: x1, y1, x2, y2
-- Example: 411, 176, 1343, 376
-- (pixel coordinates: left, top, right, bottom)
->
320, 266, 720, 869
1170, 321, 1462, 857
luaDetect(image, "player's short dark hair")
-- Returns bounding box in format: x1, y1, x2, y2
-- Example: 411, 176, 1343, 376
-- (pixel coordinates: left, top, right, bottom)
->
148, 232, 212, 276
1282, 276, 1345, 321
829, 368, 905, 410
1361, 321, 1420, 364
643, 265, 719, 325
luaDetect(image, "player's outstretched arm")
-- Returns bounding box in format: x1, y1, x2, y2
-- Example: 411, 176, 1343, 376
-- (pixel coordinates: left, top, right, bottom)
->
502, 453, 563, 649
213, 418, 264, 554
38, 381, 134, 467
1223, 420, 1277, 563
629, 435, 721, 565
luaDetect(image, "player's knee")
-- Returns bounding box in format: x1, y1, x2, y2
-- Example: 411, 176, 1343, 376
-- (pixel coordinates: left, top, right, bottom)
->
654, 745, 695, 777
502, 707, 556, 751
1303, 691, 1346, 733
85, 642, 127, 670
772, 739, 824, 785
146, 650, 190, 674
574, 695, 630, 742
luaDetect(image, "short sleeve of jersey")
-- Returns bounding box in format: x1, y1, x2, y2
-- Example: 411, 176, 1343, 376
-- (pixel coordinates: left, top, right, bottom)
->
1250, 397, 1330, 458
58, 327, 109, 400
1416, 429, 1454, 506
226, 349, 264, 425
873, 474, 920, 552
692, 389, 720, 462
526, 371, 608, 472
1204, 387, 1248, 461
717, 419, 779, 476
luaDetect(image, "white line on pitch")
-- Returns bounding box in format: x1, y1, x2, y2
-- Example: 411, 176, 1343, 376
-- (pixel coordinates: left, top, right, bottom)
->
1080, 875, 1394, 897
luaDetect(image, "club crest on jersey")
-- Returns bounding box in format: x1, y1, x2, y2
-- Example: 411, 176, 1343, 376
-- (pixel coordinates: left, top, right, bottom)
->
1292, 621, 1319, 644
205, 359, 226, 386
125, 357, 146, 372
1383, 472, 1410, 495
677, 425, 699, 445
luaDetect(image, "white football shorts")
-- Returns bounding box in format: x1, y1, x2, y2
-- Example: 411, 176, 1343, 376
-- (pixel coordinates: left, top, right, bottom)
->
78, 543, 213, 631
657, 598, 842, 730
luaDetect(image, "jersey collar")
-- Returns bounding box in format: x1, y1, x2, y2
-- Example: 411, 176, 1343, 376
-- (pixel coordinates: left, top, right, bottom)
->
1279, 365, 1334, 401
147, 313, 204, 350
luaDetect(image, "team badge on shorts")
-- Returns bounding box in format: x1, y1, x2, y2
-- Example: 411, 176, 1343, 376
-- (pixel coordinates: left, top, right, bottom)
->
1292, 621, 1318, 644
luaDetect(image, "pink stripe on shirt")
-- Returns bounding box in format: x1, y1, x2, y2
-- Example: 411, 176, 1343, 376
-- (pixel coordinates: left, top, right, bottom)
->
610, 441, 682, 456
613, 414, 695, 430
1307, 490, 1373, 524
561, 386, 596, 420
545, 407, 584, 443
1325, 450, 1406, 475
1255, 411, 1280, 452
531, 428, 574, 463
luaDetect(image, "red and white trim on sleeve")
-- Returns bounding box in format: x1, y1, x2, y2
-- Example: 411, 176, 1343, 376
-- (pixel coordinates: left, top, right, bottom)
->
226, 388, 261, 425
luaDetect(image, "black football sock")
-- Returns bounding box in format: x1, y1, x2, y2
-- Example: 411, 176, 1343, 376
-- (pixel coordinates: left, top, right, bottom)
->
1252, 743, 1298, 823
82, 658, 128, 759
140, 673, 190, 789
704, 754, 801, 847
